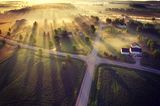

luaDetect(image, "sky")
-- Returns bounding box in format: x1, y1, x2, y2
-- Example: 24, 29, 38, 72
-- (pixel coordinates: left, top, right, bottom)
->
1, 0, 156, 1
1, 0, 159, 4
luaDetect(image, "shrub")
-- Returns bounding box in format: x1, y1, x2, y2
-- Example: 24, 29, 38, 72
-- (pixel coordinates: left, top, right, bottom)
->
73, 45, 77, 51
152, 49, 160, 59
38, 49, 43, 57
85, 37, 90, 42
104, 52, 108, 57
66, 55, 71, 61
106, 18, 112, 24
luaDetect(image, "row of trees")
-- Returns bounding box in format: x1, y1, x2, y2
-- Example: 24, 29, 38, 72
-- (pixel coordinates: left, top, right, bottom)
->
128, 20, 160, 35
106, 18, 125, 25
138, 35, 160, 59
54, 28, 68, 38
91, 15, 99, 24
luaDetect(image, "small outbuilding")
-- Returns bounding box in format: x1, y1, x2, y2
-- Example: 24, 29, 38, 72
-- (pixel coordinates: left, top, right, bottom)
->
121, 48, 130, 55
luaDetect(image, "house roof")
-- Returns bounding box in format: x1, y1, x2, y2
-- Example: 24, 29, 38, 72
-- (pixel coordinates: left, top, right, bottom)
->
130, 48, 142, 52
131, 42, 141, 48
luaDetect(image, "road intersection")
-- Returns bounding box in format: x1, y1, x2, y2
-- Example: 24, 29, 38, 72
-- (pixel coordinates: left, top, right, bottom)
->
0, 23, 160, 106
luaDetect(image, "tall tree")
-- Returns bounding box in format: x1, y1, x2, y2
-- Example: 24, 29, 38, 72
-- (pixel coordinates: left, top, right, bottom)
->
7, 32, 11, 36
8, 28, 11, 32
106, 18, 112, 24
0, 29, 2, 35
19, 34, 23, 41
90, 25, 96, 33
152, 49, 160, 59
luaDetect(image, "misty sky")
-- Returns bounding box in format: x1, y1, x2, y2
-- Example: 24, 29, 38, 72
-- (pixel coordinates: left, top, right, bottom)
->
1, 0, 158, 4
1, 0, 155, 1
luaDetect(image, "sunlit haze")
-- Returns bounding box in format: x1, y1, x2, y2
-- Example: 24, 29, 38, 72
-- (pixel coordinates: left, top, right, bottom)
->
0, 0, 160, 106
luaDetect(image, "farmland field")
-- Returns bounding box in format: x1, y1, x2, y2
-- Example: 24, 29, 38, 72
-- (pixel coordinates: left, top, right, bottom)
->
0, 3, 96, 55
89, 65, 160, 106
0, 49, 86, 106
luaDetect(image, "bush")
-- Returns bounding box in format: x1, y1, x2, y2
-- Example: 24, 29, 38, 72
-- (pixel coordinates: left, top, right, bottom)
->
138, 35, 143, 41
147, 39, 156, 51
49, 41, 53, 49
7, 32, 11, 36
152, 49, 160, 59
38, 49, 43, 57
113, 18, 125, 25
66, 55, 71, 61
85, 37, 90, 42
0, 40, 5, 48
104, 52, 108, 57
106, 18, 112, 24
90, 25, 96, 33
73, 45, 77, 51
91, 16, 99, 24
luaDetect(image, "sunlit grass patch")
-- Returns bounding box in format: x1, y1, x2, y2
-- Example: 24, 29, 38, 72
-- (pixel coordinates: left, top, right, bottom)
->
97, 26, 138, 63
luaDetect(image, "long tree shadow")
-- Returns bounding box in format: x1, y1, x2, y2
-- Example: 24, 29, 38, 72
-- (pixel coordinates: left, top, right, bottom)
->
23, 32, 30, 44
108, 67, 131, 94
0, 50, 18, 92
34, 60, 44, 105
60, 61, 77, 105
23, 50, 35, 89
49, 58, 62, 106
46, 33, 51, 49
43, 33, 47, 49
49, 55, 74, 106
97, 67, 131, 106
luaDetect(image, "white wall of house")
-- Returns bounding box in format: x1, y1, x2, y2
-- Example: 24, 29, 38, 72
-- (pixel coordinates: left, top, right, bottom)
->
121, 50, 130, 55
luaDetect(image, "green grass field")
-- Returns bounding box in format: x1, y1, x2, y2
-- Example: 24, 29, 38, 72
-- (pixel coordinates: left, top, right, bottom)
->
89, 65, 160, 106
0, 49, 86, 106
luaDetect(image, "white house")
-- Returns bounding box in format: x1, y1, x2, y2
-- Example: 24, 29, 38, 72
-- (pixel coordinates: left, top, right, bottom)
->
117, 24, 127, 29
130, 47, 142, 56
121, 48, 130, 55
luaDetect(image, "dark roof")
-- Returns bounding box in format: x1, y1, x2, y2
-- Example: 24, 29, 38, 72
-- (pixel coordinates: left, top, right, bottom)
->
130, 48, 142, 52
121, 48, 129, 52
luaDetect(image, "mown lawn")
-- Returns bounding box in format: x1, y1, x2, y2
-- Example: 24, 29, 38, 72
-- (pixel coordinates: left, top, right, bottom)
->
0, 49, 86, 106
89, 65, 160, 106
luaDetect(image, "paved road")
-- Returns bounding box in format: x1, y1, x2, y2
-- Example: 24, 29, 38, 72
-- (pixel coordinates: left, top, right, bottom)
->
1, 27, 160, 106
0, 36, 86, 60
76, 30, 101, 106
99, 57, 160, 75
